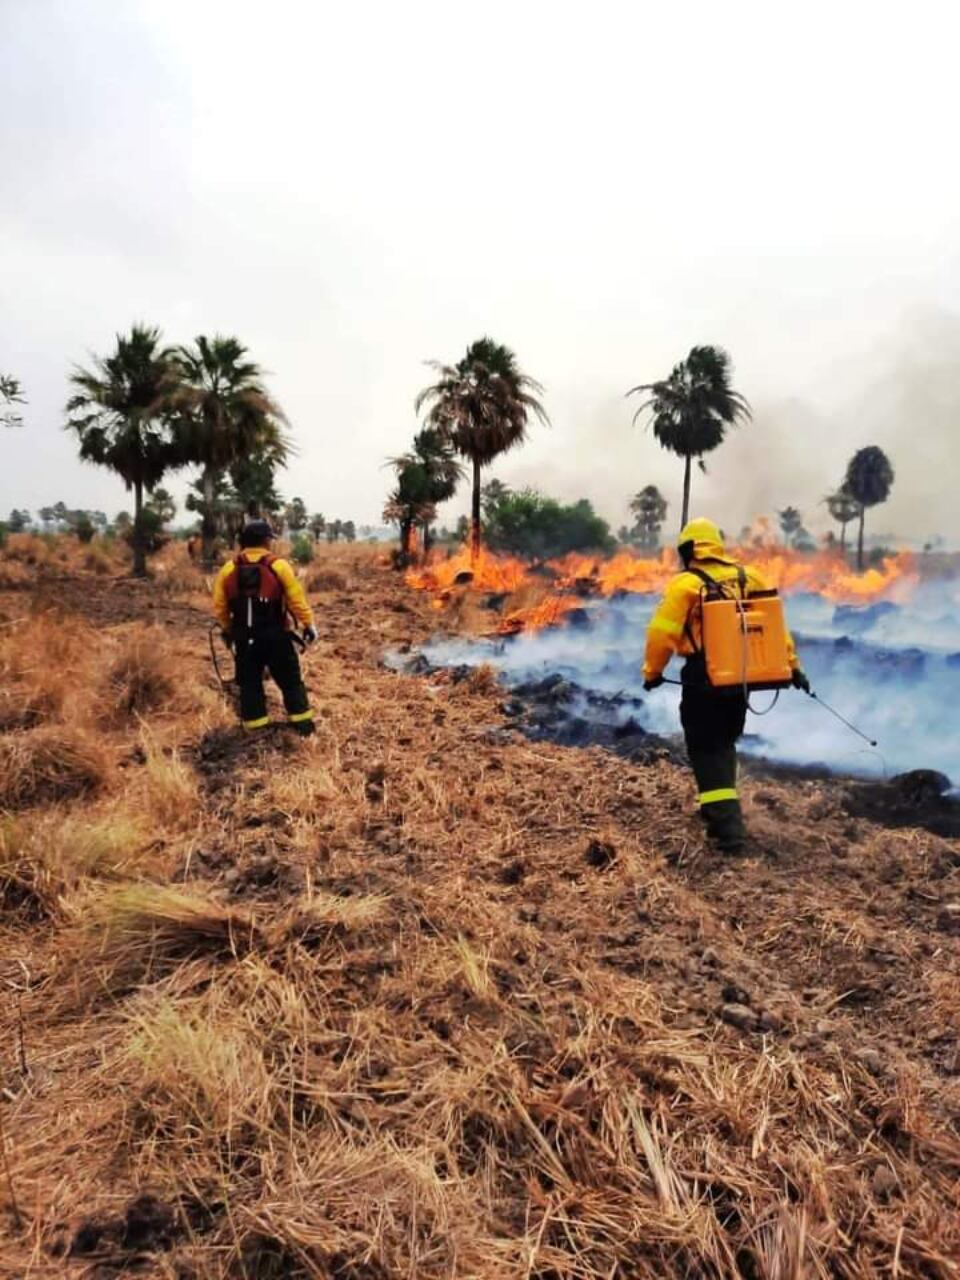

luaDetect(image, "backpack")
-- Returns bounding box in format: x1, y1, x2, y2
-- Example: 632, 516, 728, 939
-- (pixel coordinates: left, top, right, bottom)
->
224, 552, 287, 632
684, 565, 792, 691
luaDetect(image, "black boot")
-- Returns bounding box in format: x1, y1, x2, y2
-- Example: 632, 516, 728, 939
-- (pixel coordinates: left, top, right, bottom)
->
702, 799, 747, 854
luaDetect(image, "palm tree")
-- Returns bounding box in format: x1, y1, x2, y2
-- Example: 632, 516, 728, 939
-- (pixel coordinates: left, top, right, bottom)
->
170, 335, 290, 567
628, 485, 668, 551
391, 428, 463, 555
66, 325, 182, 576
229, 444, 285, 530
824, 488, 861, 556
384, 458, 434, 564
1, 374, 25, 429
481, 478, 511, 516
146, 487, 177, 527
844, 446, 895, 570
778, 506, 804, 548
284, 496, 308, 534
627, 346, 751, 529
416, 337, 548, 559
309, 512, 326, 542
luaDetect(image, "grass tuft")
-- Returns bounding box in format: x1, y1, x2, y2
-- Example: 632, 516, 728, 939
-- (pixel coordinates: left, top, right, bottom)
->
104, 631, 175, 719
0, 726, 109, 808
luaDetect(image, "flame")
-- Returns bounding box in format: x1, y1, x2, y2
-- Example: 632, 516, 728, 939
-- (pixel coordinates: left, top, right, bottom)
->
491, 595, 584, 636
743, 551, 915, 603
405, 536, 917, 634
551, 548, 677, 597
406, 543, 530, 595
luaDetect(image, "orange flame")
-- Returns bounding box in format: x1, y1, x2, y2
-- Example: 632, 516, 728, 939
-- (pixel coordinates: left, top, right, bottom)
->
407, 543, 532, 595
491, 595, 585, 636
406, 538, 917, 634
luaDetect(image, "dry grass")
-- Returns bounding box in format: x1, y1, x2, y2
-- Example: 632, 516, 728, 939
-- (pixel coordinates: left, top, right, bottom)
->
0, 810, 144, 918
0, 725, 109, 808
63, 882, 264, 1000
138, 726, 200, 827
0, 551, 959, 1278
103, 629, 176, 720
306, 565, 349, 593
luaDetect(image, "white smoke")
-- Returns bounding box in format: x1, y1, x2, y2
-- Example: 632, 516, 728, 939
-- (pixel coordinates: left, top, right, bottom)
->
419, 586, 960, 782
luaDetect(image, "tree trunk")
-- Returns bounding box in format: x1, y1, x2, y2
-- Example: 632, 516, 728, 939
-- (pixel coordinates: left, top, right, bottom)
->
680, 455, 692, 530
422, 519, 431, 559
471, 456, 482, 562
201, 464, 217, 570
400, 518, 412, 564
840, 521, 847, 554
857, 508, 865, 571
132, 479, 147, 578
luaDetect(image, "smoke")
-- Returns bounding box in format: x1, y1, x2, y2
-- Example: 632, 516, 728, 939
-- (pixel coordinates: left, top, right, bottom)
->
419, 584, 960, 783
458, 307, 960, 550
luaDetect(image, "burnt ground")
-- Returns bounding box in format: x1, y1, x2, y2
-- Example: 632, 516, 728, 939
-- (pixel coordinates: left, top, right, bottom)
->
1, 546, 959, 1277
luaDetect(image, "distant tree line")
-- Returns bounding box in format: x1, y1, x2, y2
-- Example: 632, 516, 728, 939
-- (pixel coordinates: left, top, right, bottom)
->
21, 324, 902, 577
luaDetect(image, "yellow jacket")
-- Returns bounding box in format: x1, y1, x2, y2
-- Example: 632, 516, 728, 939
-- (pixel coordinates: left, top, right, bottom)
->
212, 547, 315, 633
643, 518, 799, 681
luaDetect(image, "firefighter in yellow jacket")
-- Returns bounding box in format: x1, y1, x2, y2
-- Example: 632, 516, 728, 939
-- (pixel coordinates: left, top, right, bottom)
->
643, 518, 809, 852
213, 520, 318, 735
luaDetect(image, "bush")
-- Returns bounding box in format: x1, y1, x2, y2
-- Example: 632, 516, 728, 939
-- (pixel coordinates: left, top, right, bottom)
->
72, 513, 96, 543
290, 533, 314, 566
485, 489, 616, 558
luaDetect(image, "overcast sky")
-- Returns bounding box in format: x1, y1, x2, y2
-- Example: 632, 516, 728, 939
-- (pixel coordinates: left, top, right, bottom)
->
2, 0, 958, 542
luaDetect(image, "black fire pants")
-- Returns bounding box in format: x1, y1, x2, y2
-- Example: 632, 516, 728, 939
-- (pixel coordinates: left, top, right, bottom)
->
680, 656, 747, 846
233, 629, 314, 735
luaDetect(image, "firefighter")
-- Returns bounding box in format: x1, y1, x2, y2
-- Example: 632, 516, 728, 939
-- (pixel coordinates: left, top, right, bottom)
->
643, 517, 809, 852
212, 520, 318, 735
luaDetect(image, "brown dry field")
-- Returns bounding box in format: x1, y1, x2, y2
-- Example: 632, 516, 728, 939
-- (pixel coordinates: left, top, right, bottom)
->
0, 534, 958, 1278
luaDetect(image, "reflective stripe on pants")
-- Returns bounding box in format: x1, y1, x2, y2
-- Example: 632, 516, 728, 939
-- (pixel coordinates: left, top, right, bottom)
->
699, 787, 739, 806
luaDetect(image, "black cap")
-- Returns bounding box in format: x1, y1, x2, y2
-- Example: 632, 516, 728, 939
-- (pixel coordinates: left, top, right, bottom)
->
239, 519, 274, 548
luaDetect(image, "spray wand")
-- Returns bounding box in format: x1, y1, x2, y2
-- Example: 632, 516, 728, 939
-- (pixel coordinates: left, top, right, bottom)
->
803, 687, 878, 747
645, 675, 878, 747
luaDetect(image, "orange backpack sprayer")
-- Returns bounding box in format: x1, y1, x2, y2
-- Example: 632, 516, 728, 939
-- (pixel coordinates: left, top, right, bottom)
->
689, 567, 793, 692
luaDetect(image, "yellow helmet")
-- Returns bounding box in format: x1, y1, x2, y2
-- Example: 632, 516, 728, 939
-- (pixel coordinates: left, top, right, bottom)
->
677, 517, 726, 566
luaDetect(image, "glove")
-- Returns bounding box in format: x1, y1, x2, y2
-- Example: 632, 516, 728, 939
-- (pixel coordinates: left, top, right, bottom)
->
791, 668, 811, 693
303, 625, 318, 645
643, 675, 665, 692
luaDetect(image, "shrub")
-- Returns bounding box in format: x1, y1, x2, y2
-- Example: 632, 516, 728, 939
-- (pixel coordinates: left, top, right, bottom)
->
72, 513, 96, 543
485, 489, 616, 558
290, 533, 314, 566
